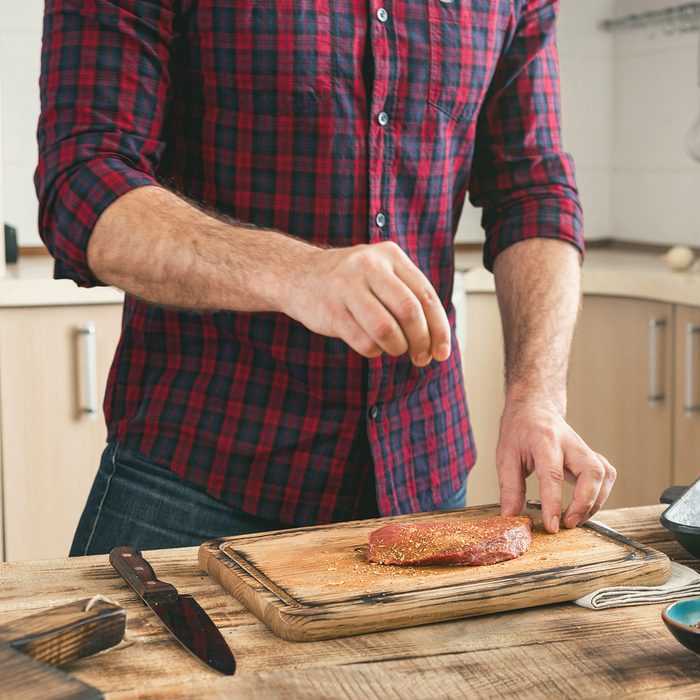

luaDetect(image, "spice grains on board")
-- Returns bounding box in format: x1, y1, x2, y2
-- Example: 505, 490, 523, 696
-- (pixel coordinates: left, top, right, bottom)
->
366, 515, 533, 566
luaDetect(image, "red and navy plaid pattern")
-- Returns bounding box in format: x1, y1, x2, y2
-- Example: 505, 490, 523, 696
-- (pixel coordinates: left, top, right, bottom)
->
35, 0, 583, 526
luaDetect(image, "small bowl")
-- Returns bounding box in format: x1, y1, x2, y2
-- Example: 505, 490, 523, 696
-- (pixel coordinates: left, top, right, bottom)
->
662, 598, 700, 654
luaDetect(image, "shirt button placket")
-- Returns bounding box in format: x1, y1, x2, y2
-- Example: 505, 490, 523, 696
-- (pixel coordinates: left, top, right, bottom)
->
367, 3, 391, 446
370, 3, 390, 245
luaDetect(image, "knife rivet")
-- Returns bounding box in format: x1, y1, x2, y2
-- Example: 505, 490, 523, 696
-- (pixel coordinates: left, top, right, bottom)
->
146, 581, 156, 585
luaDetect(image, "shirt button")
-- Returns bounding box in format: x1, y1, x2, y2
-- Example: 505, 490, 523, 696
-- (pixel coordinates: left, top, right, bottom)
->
375, 212, 386, 228
377, 7, 388, 23
377, 111, 389, 127
369, 405, 380, 419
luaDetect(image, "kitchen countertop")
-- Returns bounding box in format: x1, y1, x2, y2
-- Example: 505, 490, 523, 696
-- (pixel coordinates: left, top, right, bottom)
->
457, 247, 700, 307
5, 246, 700, 310
0, 505, 698, 698
2, 247, 700, 308
0, 256, 123, 307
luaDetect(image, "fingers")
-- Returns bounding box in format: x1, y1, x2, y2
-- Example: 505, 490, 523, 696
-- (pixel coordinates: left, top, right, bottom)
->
332, 307, 383, 358
366, 273, 433, 364
588, 453, 616, 520
567, 452, 617, 526
533, 445, 564, 534
391, 254, 451, 362
561, 448, 609, 529
497, 449, 528, 518
344, 287, 410, 357
333, 242, 450, 364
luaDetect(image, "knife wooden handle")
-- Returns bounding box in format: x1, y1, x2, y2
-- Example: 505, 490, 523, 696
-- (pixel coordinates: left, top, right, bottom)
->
110, 546, 178, 603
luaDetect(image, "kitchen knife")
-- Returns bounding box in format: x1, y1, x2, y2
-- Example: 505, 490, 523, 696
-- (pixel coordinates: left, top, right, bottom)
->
109, 546, 235, 675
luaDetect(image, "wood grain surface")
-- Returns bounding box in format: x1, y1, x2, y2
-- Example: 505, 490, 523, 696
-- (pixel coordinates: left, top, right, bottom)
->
0, 505, 698, 699
199, 504, 671, 641
0, 597, 125, 699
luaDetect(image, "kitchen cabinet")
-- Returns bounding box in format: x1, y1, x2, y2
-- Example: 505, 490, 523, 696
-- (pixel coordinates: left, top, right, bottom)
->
674, 304, 700, 485
463, 291, 698, 508
0, 304, 122, 561
566, 297, 673, 507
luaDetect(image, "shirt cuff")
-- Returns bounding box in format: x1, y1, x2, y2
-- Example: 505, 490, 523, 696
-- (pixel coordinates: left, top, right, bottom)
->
41, 156, 160, 287
482, 195, 585, 272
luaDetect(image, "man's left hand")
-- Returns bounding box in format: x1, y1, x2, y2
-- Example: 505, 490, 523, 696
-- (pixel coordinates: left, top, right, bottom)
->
496, 398, 617, 534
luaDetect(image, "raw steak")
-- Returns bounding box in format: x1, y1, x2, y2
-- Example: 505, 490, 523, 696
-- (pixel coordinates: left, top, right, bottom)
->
366, 515, 532, 566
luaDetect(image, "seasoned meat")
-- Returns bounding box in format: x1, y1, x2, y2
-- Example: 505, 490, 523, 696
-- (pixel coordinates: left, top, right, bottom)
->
366, 515, 532, 566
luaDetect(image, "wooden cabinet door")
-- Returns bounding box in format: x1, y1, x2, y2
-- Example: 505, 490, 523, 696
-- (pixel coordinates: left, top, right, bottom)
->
567, 296, 673, 508
462, 293, 504, 506
674, 305, 700, 486
0, 304, 122, 561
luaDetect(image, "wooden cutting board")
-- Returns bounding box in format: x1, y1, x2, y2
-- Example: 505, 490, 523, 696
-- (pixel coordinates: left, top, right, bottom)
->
198, 504, 670, 642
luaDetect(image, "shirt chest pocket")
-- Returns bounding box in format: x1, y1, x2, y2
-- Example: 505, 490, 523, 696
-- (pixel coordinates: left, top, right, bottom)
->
428, 0, 509, 123
209, 0, 332, 115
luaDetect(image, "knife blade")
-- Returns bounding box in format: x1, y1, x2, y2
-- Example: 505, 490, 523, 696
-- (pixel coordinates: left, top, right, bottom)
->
109, 546, 235, 675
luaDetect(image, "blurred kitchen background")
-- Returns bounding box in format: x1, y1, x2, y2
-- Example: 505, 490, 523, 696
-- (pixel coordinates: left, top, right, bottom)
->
2, 1, 700, 249
0, 0, 698, 561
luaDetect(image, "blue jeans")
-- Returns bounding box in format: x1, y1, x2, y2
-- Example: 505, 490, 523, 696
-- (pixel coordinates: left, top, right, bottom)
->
70, 442, 467, 556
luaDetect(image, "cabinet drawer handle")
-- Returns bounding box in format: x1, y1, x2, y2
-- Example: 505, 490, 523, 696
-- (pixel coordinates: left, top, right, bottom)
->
647, 317, 666, 405
78, 323, 98, 420
684, 323, 700, 416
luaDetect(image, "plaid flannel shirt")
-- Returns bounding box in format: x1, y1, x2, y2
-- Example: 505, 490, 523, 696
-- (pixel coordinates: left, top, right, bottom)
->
35, 0, 583, 525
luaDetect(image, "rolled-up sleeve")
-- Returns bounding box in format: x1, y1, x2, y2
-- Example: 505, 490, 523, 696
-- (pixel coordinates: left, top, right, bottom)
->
35, 0, 176, 286
468, 0, 584, 272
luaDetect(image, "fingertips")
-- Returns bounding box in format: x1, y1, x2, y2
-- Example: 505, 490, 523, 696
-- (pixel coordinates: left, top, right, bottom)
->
434, 341, 451, 363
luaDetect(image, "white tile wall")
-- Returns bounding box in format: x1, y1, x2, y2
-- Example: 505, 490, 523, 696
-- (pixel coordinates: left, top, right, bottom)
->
0, 70, 5, 275
0, 1, 44, 32
0, 0, 696, 249
609, 0, 700, 247
457, 0, 615, 243
0, 0, 43, 247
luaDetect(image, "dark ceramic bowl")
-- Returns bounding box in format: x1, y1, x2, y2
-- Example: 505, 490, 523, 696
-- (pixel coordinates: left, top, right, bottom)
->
662, 598, 700, 655
660, 480, 700, 559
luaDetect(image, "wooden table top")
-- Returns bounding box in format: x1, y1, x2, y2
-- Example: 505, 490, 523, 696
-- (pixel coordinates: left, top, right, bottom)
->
1, 504, 698, 698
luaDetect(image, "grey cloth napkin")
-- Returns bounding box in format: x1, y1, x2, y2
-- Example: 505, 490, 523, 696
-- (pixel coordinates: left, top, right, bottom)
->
573, 518, 700, 609
574, 561, 700, 609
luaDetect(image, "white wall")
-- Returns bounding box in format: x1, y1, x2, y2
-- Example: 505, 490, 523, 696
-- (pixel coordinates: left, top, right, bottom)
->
610, 0, 700, 247
0, 1, 44, 247
1, 0, 697, 249
456, 0, 615, 243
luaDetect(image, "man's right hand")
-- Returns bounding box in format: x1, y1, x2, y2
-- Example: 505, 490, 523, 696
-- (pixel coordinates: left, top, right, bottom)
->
86, 188, 450, 366
282, 241, 451, 367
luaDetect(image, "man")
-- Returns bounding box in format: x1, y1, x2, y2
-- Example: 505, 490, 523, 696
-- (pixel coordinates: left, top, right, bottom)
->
36, 0, 616, 555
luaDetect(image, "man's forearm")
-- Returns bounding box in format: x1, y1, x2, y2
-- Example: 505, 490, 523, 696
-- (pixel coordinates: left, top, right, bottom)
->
493, 238, 582, 413
87, 185, 312, 313
86, 185, 452, 364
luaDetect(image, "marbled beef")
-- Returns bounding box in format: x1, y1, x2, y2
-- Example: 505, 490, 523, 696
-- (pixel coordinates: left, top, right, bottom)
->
366, 515, 532, 566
